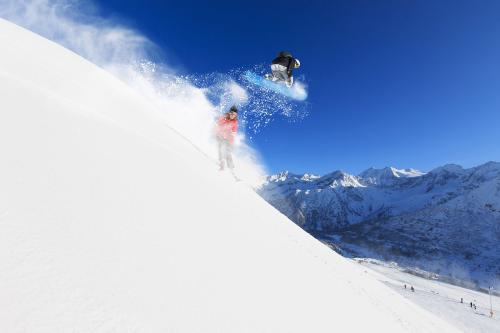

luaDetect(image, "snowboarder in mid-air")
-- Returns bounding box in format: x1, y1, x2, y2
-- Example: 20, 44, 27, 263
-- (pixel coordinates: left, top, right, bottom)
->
264, 51, 300, 87
214, 105, 238, 171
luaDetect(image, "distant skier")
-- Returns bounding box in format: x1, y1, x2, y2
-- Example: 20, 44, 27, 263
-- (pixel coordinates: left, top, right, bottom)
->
214, 105, 238, 171
410, 286, 415, 292
265, 51, 300, 87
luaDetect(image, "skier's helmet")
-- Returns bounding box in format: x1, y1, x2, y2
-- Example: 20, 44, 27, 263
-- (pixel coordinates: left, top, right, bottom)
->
278, 51, 292, 58
229, 105, 238, 113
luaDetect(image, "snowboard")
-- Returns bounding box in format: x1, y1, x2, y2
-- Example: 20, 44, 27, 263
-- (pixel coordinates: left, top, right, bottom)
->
242, 71, 307, 101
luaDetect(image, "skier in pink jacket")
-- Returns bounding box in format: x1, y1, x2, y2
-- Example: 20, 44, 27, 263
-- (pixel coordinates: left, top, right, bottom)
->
215, 105, 238, 171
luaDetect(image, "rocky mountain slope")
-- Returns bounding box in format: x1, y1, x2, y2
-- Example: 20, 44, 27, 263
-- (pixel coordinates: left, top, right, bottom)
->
259, 163, 500, 288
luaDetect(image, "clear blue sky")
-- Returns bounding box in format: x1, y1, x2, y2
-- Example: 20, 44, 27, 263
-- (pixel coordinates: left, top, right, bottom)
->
97, 0, 500, 175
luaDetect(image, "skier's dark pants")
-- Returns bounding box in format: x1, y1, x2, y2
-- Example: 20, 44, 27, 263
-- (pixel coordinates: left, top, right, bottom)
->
217, 137, 234, 169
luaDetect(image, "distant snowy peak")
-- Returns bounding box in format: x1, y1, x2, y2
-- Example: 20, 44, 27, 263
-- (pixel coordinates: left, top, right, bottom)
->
267, 171, 302, 183
360, 166, 424, 178
358, 167, 425, 186
267, 171, 320, 183
427, 162, 500, 177
318, 171, 365, 188
267, 170, 363, 188
426, 162, 500, 186
469, 161, 500, 180
429, 163, 465, 175
390, 167, 425, 178
301, 173, 320, 181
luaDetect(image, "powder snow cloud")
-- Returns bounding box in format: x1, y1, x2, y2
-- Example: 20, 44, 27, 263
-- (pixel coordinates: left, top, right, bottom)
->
0, 0, 266, 184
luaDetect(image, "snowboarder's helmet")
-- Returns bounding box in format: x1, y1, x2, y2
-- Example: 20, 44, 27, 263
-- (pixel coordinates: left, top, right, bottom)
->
294, 59, 301, 68
229, 105, 238, 113
278, 51, 292, 58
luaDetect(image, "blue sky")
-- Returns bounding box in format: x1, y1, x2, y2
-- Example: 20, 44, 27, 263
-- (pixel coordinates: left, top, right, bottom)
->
97, 0, 500, 175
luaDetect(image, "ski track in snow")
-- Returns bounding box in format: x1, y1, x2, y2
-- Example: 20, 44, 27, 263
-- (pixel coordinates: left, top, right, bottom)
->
357, 260, 500, 333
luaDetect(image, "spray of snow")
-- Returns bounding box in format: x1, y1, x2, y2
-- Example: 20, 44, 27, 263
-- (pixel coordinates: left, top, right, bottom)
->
185, 65, 309, 138
0, 0, 156, 68
0, 0, 276, 185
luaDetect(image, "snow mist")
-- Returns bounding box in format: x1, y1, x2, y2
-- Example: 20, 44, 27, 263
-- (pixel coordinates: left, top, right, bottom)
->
0, 0, 266, 185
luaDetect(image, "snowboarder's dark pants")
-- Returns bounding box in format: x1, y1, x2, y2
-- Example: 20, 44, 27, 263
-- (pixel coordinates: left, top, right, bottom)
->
217, 137, 234, 169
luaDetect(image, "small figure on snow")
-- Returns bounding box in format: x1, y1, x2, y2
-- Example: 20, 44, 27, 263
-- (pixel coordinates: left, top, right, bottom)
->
410, 286, 415, 292
265, 51, 301, 87
215, 105, 238, 171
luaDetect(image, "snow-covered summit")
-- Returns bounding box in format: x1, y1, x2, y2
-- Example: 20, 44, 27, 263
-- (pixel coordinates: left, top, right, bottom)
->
318, 170, 365, 188
359, 166, 425, 186
0, 18, 459, 332
469, 161, 500, 180
429, 163, 465, 175
301, 173, 320, 181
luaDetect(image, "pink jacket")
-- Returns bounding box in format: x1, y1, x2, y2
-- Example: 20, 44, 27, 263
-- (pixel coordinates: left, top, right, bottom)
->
215, 115, 238, 144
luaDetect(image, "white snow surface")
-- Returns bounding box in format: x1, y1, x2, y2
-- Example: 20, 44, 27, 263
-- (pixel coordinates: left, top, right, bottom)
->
0, 19, 460, 332
356, 259, 500, 333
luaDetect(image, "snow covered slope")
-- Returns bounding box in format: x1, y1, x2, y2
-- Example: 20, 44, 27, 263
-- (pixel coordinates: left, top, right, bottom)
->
355, 259, 500, 333
0, 19, 459, 332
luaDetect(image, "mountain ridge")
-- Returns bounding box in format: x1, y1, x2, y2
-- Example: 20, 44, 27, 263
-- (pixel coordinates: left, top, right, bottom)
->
259, 161, 500, 287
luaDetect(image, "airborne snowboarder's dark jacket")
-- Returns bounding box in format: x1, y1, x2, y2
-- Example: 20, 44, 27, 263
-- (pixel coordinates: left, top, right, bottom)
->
272, 55, 293, 67
272, 55, 299, 76
272, 56, 295, 72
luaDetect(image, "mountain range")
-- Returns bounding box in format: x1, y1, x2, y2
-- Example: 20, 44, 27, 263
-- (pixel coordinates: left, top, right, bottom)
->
259, 162, 500, 288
